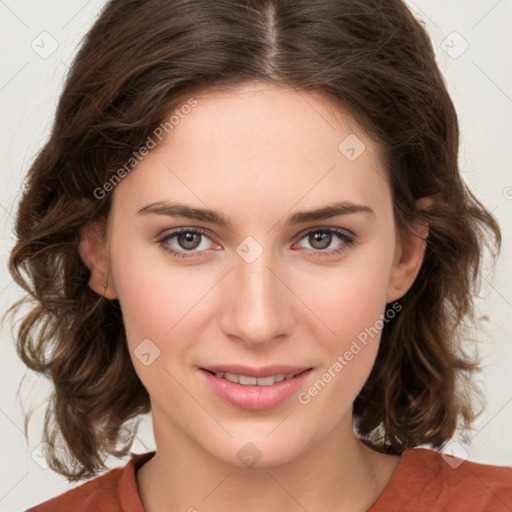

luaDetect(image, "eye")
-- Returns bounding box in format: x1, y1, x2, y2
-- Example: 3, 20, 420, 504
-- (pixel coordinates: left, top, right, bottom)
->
293, 227, 357, 257
157, 228, 219, 259
157, 226, 357, 260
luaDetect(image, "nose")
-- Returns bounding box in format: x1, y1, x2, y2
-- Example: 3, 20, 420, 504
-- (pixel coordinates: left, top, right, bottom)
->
219, 249, 295, 348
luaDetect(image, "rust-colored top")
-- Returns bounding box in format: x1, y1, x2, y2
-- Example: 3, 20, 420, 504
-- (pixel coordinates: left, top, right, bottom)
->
27, 448, 512, 511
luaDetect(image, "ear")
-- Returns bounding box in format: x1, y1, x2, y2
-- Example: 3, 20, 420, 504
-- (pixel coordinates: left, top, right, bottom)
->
386, 197, 433, 303
78, 222, 118, 299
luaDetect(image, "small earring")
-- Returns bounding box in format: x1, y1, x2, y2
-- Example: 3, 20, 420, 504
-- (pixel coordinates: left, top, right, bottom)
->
104, 281, 108, 288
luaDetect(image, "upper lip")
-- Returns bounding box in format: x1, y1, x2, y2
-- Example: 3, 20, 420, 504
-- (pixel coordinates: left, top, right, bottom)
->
201, 365, 312, 378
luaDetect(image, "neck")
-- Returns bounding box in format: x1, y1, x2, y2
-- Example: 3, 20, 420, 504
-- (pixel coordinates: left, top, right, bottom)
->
137, 409, 399, 512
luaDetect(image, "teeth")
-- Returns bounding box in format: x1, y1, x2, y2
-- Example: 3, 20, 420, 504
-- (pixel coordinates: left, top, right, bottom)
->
239, 375, 258, 385
255, 375, 279, 386
223, 372, 241, 383
213, 371, 298, 386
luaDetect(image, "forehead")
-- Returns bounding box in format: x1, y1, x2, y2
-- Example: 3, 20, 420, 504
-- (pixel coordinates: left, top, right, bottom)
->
112, 83, 392, 221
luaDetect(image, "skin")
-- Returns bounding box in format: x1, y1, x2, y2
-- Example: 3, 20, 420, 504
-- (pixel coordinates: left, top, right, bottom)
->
79, 82, 430, 512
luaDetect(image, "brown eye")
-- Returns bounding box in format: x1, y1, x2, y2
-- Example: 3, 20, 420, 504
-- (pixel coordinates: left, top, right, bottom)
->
157, 228, 219, 259
308, 231, 332, 250
295, 227, 357, 257
177, 231, 202, 250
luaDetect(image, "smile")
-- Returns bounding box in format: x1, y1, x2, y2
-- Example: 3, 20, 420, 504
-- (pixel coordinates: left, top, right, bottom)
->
199, 367, 313, 410
204, 370, 303, 386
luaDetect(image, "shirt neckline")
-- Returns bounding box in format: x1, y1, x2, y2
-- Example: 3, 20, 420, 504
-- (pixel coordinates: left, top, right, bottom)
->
122, 447, 423, 512
120, 451, 156, 511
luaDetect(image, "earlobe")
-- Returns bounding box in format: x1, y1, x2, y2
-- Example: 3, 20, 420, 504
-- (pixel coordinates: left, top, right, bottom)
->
78, 223, 118, 299
386, 197, 432, 303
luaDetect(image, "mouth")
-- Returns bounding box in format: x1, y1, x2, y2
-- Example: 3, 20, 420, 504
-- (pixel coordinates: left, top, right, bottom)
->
199, 365, 313, 410
201, 368, 309, 386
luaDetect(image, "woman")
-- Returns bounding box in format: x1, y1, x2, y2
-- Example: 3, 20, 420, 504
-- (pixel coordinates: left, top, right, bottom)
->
8, 0, 511, 510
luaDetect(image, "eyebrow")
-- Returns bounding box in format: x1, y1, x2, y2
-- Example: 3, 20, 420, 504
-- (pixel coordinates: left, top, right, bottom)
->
136, 200, 375, 227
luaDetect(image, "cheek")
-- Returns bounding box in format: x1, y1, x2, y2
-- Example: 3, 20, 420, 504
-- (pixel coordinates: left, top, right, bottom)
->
294, 252, 393, 401
109, 233, 204, 350
110, 245, 212, 400
296, 287, 388, 426
301, 254, 392, 346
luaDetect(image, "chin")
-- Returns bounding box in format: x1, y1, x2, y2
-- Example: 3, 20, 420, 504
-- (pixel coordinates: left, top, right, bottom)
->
201, 431, 313, 470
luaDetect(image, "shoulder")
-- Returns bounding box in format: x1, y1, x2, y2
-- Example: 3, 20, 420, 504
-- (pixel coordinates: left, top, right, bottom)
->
371, 447, 512, 512
26, 452, 155, 512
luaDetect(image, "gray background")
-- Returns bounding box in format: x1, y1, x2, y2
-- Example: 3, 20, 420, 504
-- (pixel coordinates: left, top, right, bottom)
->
0, 0, 511, 509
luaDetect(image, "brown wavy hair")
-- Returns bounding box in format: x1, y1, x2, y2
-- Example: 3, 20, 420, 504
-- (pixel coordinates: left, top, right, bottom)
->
6, 0, 501, 481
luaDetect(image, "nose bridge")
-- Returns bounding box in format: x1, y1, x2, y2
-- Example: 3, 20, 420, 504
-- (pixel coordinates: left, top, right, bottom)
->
220, 241, 293, 345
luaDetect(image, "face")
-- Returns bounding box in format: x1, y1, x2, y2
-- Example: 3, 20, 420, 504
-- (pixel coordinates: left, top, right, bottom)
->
83, 82, 426, 468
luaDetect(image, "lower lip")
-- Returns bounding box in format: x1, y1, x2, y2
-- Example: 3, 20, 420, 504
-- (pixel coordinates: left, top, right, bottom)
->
200, 369, 312, 411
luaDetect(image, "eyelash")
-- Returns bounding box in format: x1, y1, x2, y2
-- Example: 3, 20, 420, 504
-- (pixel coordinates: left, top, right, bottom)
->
156, 227, 357, 260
